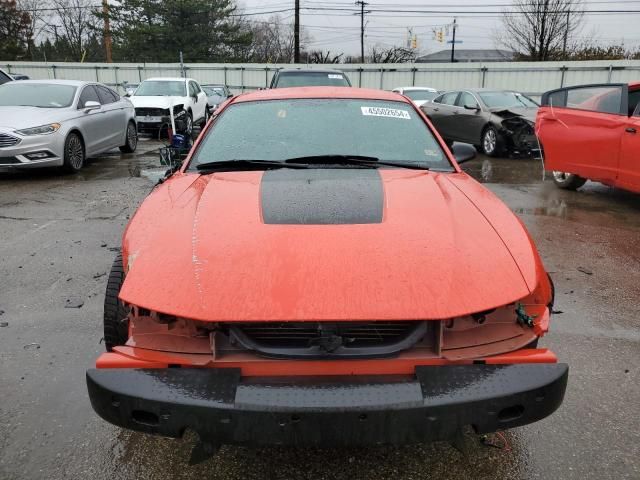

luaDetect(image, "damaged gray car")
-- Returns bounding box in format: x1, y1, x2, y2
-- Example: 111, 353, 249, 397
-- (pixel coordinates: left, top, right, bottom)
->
421, 89, 539, 157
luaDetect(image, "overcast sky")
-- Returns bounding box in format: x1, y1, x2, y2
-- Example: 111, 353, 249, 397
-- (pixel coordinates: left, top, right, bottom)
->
238, 0, 640, 57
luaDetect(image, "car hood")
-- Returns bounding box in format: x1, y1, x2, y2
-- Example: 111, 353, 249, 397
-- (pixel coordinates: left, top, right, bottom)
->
119, 169, 539, 322
0, 106, 74, 130
489, 106, 538, 122
129, 96, 187, 109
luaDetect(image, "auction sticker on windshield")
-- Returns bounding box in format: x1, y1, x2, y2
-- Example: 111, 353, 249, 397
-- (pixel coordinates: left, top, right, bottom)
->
361, 106, 411, 119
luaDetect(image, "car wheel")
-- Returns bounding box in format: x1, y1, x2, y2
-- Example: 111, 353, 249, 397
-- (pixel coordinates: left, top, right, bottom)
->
552, 171, 587, 190
203, 107, 210, 125
119, 121, 137, 153
62, 132, 85, 172
481, 126, 502, 157
184, 111, 193, 137
103, 252, 130, 352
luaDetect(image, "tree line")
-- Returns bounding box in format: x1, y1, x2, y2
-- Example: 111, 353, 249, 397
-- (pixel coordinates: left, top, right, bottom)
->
1, 0, 639, 64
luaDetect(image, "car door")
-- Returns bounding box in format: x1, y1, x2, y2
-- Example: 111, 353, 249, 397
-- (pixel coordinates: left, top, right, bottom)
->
77, 85, 113, 155
453, 91, 485, 144
95, 85, 126, 150
617, 90, 640, 192
189, 81, 206, 121
427, 91, 461, 141
537, 84, 627, 185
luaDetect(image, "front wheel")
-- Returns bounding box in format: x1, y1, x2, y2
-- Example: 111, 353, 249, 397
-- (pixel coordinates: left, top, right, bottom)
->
62, 132, 85, 172
103, 253, 130, 351
183, 111, 193, 137
552, 171, 587, 190
481, 126, 503, 157
119, 121, 138, 153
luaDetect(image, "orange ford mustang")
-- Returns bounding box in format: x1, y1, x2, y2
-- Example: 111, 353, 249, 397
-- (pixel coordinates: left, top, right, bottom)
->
87, 87, 567, 459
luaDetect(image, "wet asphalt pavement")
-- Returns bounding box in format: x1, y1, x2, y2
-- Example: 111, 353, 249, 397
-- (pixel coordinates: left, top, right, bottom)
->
0, 141, 638, 479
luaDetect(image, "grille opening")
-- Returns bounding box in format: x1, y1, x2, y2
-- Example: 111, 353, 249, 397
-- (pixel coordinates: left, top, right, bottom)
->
132, 409, 160, 426
232, 321, 420, 348
498, 405, 524, 422
223, 321, 436, 359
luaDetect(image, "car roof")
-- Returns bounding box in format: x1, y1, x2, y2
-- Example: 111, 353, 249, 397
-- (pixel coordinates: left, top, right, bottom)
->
395, 86, 438, 92
4, 79, 89, 87
232, 87, 411, 104
277, 68, 346, 74
144, 77, 189, 82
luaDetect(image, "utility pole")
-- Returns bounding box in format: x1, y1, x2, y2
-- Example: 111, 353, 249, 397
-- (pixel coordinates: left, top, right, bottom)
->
294, 0, 300, 63
355, 1, 368, 63
450, 18, 457, 63
562, 9, 570, 56
102, 0, 113, 63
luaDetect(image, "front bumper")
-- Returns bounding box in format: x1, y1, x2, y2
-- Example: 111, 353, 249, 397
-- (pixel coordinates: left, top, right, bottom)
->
87, 363, 568, 447
0, 130, 64, 169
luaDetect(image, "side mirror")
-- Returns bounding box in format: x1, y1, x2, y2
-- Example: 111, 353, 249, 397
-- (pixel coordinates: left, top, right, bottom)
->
451, 143, 477, 164
84, 100, 100, 111
464, 104, 480, 111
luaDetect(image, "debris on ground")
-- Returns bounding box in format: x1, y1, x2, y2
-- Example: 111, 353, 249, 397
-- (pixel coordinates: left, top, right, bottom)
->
0, 322, 8, 327
65, 298, 84, 309
23, 343, 40, 350
577, 267, 593, 275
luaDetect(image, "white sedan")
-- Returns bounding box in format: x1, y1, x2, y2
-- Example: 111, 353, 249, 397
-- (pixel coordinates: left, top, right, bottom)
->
0, 80, 137, 172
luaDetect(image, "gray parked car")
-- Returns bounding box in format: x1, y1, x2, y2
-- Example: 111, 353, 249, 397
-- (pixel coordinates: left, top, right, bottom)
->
421, 89, 539, 156
0, 80, 137, 172
202, 84, 233, 113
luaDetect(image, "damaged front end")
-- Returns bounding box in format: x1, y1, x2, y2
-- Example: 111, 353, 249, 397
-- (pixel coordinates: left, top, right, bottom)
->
494, 110, 539, 155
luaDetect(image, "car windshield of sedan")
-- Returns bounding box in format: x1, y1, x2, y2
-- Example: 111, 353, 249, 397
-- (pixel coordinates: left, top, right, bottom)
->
203, 87, 225, 97
479, 91, 538, 109
0, 83, 77, 108
189, 99, 452, 170
134, 80, 186, 97
403, 90, 438, 101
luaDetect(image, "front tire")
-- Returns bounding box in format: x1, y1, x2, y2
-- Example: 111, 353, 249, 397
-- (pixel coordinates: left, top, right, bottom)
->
481, 126, 503, 157
119, 121, 137, 153
103, 253, 130, 351
62, 132, 85, 172
552, 171, 587, 190
184, 111, 193, 137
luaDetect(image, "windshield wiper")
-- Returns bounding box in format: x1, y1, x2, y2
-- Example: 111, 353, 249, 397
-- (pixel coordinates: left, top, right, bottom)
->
196, 159, 310, 172
284, 154, 430, 170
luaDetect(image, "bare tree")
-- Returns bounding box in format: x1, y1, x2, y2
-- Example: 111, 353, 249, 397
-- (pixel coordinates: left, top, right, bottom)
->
497, 0, 584, 60
17, 0, 50, 59
307, 50, 343, 64
249, 15, 310, 63
369, 45, 415, 63
47, 0, 100, 62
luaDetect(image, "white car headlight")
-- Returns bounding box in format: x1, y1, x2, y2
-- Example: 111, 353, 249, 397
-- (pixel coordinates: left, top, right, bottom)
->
16, 123, 61, 136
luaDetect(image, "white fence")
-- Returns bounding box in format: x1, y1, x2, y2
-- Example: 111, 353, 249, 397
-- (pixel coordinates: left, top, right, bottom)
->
3, 60, 640, 98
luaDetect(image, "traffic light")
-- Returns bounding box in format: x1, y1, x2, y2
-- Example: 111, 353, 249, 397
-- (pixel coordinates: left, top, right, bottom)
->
411, 35, 417, 49
436, 30, 444, 43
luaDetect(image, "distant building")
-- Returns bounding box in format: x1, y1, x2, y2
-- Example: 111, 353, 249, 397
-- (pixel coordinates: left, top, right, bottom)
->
416, 49, 516, 63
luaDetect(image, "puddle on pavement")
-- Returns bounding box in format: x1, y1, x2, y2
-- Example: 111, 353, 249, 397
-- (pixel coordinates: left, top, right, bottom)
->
463, 156, 546, 185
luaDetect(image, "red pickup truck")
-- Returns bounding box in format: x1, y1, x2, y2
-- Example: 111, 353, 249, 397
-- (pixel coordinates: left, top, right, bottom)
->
537, 82, 640, 192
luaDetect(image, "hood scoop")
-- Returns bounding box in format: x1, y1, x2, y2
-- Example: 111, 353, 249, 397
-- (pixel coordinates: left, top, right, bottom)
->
261, 169, 384, 225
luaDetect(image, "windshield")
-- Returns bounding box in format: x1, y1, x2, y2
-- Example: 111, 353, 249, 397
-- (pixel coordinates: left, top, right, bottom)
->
404, 90, 438, 101
203, 87, 225, 97
134, 80, 186, 97
479, 91, 538, 109
189, 99, 451, 170
275, 72, 350, 88
0, 83, 76, 108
